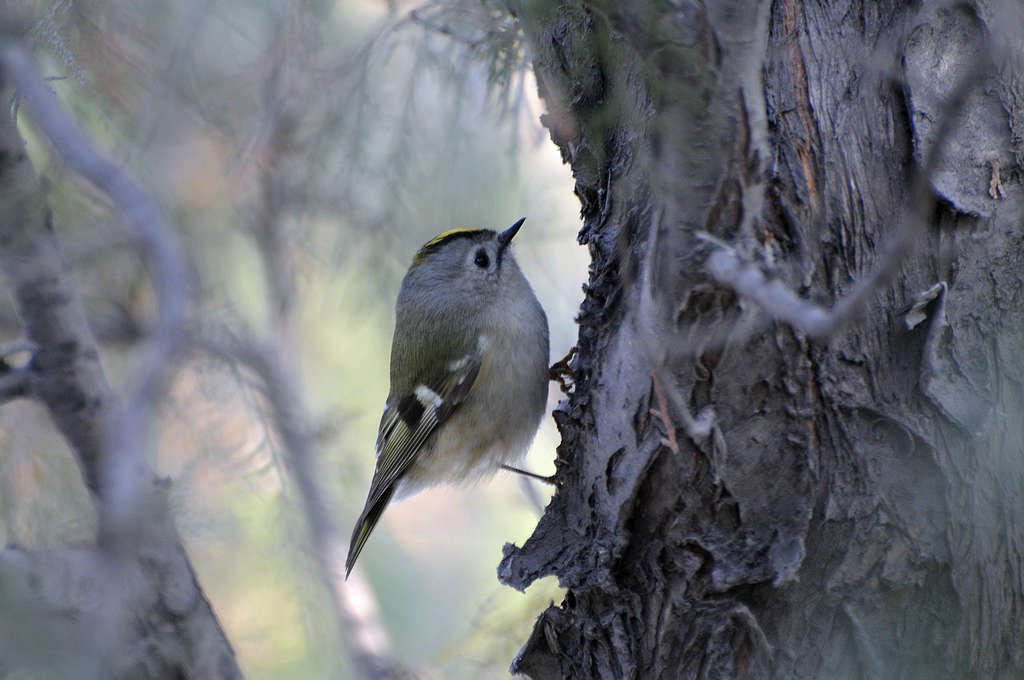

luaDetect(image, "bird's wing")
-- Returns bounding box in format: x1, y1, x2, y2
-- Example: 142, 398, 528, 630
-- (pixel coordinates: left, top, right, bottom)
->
346, 349, 482, 577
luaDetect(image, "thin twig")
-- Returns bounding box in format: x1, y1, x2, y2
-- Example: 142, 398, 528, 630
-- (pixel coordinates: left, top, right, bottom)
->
705, 48, 991, 341
199, 332, 407, 679
409, 7, 487, 48
252, 18, 404, 674
198, 15, 406, 675
501, 463, 557, 485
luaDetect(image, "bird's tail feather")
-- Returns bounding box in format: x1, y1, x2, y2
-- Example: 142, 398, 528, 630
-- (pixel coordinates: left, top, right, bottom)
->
345, 485, 396, 578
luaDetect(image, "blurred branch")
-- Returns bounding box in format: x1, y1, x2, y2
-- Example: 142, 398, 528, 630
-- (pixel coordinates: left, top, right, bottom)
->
704, 47, 990, 341
0, 53, 115, 495
2, 43, 187, 356
0, 40, 241, 678
409, 6, 488, 48
1, 41, 190, 542
705, 246, 831, 337
0, 307, 144, 344
200, 332, 408, 680
206, 11, 408, 677
0, 544, 240, 679
254, 34, 300, 327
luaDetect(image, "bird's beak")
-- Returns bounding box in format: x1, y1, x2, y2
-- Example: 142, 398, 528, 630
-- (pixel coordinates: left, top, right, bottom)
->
497, 217, 526, 256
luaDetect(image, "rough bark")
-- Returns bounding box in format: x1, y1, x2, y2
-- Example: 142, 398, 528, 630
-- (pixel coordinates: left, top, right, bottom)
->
500, 1, 1024, 678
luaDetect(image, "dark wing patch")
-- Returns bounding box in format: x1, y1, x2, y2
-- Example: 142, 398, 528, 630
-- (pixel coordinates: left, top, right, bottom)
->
396, 392, 426, 428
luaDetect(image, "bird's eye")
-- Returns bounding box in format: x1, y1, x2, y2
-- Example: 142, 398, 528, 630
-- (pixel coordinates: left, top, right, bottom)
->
474, 249, 490, 269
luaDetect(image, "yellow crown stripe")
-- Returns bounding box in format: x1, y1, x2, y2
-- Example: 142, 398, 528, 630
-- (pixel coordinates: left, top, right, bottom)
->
422, 228, 480, 249
414, 228, 486, 262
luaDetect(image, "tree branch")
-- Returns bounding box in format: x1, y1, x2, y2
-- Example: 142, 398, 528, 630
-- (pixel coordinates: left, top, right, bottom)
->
704, 47, 990, 341
199, 14, 407, 675
200, 332, 407, 680
0, 59, 115, 496
1, 41, 189, 542
0, 42, 241, 679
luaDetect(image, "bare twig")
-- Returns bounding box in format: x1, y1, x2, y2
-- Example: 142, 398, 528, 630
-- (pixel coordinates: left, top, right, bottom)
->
199, 14, 407, 675
705, 48, 990, 341
200, 332, 406, 680
1, 44, 187, 356
409, 7, 487, 48
0, 59, 115, 495
1, 42, 190, 543
705, 247, 831, 337
636, 210, 724, 446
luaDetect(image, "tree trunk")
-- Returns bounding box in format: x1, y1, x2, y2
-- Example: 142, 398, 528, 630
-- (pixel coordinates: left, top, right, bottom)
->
500, 1, 1024, 678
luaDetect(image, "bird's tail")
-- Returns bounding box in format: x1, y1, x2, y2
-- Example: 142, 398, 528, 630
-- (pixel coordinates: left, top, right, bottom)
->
345, 485, 396, 579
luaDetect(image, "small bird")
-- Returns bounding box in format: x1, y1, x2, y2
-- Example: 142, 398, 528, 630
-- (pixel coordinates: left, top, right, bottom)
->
346, 218, 549, 577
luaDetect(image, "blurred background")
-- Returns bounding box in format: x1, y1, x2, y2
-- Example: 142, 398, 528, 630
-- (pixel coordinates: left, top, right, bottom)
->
0, 0, 585, 677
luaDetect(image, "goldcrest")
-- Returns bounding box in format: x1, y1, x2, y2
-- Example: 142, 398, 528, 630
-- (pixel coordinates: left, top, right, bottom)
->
346, 218, 549, 576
